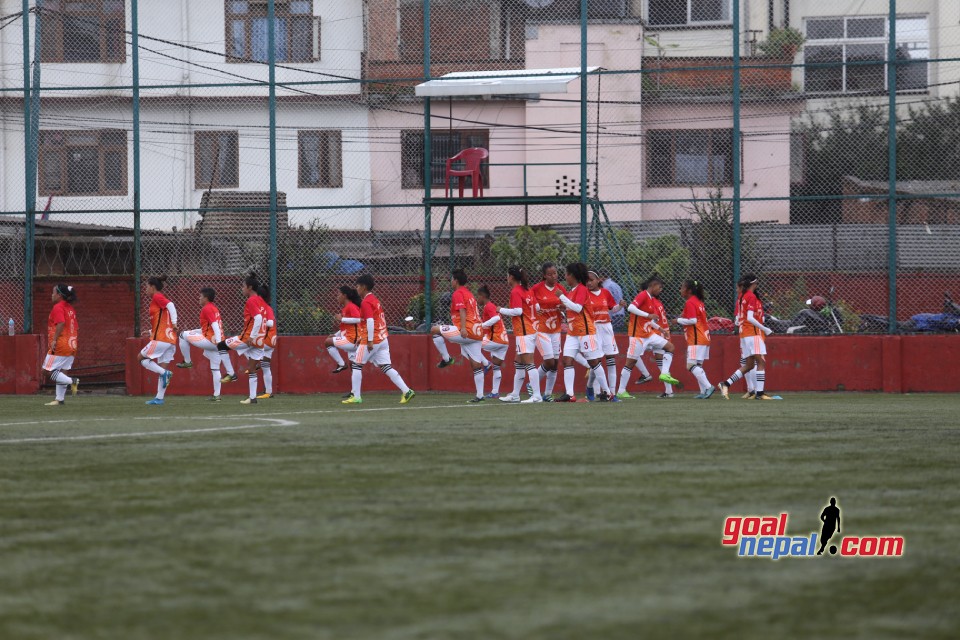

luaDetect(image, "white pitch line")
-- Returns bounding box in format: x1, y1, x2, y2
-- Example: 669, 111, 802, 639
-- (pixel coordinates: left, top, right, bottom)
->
0, 418, 300, 445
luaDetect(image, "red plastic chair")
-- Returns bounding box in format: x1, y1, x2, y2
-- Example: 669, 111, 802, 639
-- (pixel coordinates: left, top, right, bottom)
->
445, 147, 489, 198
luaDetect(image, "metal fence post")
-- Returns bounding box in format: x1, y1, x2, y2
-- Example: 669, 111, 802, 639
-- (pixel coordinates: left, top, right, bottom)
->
579, 0, 588, 261
732, 0, 742, 288
887, 0, 898, 333
22, 0, 36, 333
423, 0, 433, 327
267, 0, 279, 309
132, 0, 142, 335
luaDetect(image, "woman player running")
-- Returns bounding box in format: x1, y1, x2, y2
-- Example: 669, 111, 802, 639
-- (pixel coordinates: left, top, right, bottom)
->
256, 283, 277, 400
676, 279, 715, 399
176, 287, 235, 401
719, 274, 776, 400
496, 266, 542, 403
140, 275, 178, 405
530, 262, 565, 402
220, 272, 267, 405
477, 284, 509, 398
43, 283, 80, 406
326, 286, 363, 375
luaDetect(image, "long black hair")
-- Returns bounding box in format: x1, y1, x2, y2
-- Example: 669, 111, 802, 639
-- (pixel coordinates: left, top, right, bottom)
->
541, 262, 556, 275
244, 271, 260, 291
147, 275, 168, 291
257, 283, 271, 302
565, 262, 589, 285
683, 279, 705, 301
339, 285, 362, 307
55, 283, 77, 303
740, 273, 760, 299
508, 265, 529, 289
641, 274, 664, 290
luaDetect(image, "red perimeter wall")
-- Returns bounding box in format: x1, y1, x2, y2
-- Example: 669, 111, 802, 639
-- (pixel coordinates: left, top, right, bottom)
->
113, 334, 960, 397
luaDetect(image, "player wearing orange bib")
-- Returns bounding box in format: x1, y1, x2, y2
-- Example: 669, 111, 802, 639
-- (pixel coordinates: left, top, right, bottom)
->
220, 272, 267, 404
477, 285, 509, 398
676, 279, 715, 399
618, 276, 680, 398
430, 269, 487, 402
531, 262, 566, 401
176, 287, 235, 401
343, 274, 416, 405
326, 286, 363, 376
720, 274, 776, 400
495, 266, 542, 403
43, 283, 80, 406
139, 275, 179, 405
256, 283, 278, 400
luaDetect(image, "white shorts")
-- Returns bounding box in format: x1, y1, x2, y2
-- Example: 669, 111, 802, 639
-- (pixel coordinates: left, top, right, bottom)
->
563, 334, 603, 361
140, 340, 176, 364
515, 333, 537, 355
641, 334, 669, 352
595, 322, 619, 356
226, 336, 264, 361
182, 329, 221, 362
686, 345, 710, 363
741, 335, 767, 357
536, 332, 561, 360
482, 339, 509, 360
43, 354, 75, 372
353, 339, 393, 367
439, 326, 484, 363
263, 334, 277, 358
626, 337, 644, 360
332, 332, 358, 353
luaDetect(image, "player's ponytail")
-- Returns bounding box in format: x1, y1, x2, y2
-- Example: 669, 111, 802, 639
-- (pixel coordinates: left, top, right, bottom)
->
340, 285, 362, 307
244, 271, 260, 290
257, 283, 271, 302
147, 275, 168, 291
684, 279, 705, 301
508, 265, 529, 290
55, 283, 77, 303
565, 262, 589, 285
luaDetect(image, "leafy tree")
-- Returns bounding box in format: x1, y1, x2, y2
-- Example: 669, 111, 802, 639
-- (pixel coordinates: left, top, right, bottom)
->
489, 226, 580, 274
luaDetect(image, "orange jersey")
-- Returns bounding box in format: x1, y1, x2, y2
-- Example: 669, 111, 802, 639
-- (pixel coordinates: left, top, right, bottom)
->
587, 287, 616, 324
482, 301, 508, 345
263, 303, 277, 348
740, 291, 765, 338
359, 293, 388, 344
48, 300, 78, 356
531, 282, 567, 334
627, 290, 659, 339
450, 286, 484, 340
339, 302, 361, 343
681, 296, 711, 346
240, 294, 267, 346
565, 284, 596, 337
149, 293, 177, 345
653, 298, 670, 338
508, 285, 538, 336
199, 302, 224, 342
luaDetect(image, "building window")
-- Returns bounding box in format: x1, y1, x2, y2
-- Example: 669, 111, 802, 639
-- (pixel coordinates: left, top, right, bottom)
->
40, 0, 126, 63
401, 130, 490, 190
647, 129, 735, 187
647, 0, 732, 27
226, 1, 316, 63
195, 131, 240, 189
804, 16, 929, 94
298, 130, 343, 188
39, 130, 127, 196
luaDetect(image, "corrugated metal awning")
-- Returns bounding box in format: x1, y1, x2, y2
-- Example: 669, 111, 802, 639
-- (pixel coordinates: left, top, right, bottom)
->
415, 67, 600, 97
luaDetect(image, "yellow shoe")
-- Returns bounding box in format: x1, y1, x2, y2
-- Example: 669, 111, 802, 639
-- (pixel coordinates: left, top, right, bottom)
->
45, 399, 64, 406
256, 393, 274, 400
342, 396, 362, 404
742, 391, 755, 399
70, 378, 80, 396
400, 390, 416, 404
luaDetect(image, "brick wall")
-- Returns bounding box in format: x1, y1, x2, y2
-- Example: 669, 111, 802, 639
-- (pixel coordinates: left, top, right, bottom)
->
643, 56, 793, 92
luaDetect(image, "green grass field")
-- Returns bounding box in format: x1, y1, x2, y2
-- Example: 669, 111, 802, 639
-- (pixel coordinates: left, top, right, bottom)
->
0, 392, 958, 640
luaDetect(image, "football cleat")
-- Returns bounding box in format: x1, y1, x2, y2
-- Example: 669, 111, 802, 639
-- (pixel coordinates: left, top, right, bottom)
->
256, 393, 274, 400
209, 395, 221, 402
702, 385, 716, 399
755, 392, 778, 400
468, 396, 485, 404
160, 370, 173, 389
145, 398, 164, 406
656, 392, 674, 399
70, 378, 80, 397
175, 361, 193, 369
718, 382, 731, 399
634, 375, 654, 386
342, 396, 362, 405
555, 394, 577, 403
221, 374, 238, 383
742, 391, 756, 400
342, 391, 354, 399
44, 400, 64, 406
543, 394, 555, 403
484, 392, 500, 399
609, 396, 622, 403
585, 388, 596, 402
520, 396, 543, 404
499, 395, 520, 403
240, 398, 257, 405
659, 372, 681, 387
437, 358, 456, 369
332, 365, 348, 374
400, 390, 416, 404
616, 391, 635, 400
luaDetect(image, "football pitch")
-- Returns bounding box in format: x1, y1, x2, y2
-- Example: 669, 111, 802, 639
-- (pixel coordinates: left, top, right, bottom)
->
0, 393, 957, 640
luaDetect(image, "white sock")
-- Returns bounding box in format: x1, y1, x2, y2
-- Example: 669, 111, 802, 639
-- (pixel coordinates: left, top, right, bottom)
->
661, 351, 673, 373
327, 345, 345, 367
756, 369, 766, 393
726, 370, 745, 386
351, 364, 362, 398
691, 364, 710, 393
473, 367, 484, 399
385, 367, 410, 394
179, 335, 192, 364
141, 359, 164, 375
511, 365, 525, 397
432, 335, 451, 360
220, 351, 235, 376
247, 372, 258, 399
491, 364, 502, 394
564, 365, 575, 396
618, 366, 633, 394
635, 358, 650, 378
606, 357, 617, 394
51, 370, 73, 385
211, 369, 222, 396
526, 364, 542, 400
592, 363, 610, 394
747, 369, 757, 392
262, 361, 272, 394
156, 371, 168, 400
574, 353, 590, 369
537, 365, 548, 391
545, 368, 558, 395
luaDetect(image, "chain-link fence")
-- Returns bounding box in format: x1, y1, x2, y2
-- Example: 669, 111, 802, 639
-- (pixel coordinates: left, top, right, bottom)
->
3, 0, 960, 384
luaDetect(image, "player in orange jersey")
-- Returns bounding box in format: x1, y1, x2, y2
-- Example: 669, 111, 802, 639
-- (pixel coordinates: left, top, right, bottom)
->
581, 270, 622, 401
140, 275, 179, 406
220, 272, 267, 405
477, 284, 509, 398
552, 262, 614, 402
326, 286, 363, 376
530, 262, 566, 401
676, 279, 716, 399
719, 274, 777, 400
649, 291, 680, 398
430, 269, 487, 402
617, 275, 680, 398
494, 266, 542, 403
176, 287, 235, 401
734, 280, 757, 398
256, 283, 278, 400
43, 283, 80, 406
343, 274, 416, 405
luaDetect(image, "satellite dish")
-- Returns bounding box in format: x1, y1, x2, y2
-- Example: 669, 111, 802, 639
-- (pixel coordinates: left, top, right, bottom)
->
525, 0, 556, 8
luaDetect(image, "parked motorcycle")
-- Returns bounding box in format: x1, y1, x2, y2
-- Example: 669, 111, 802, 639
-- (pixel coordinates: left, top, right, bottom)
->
765, 287, 844, 334
858, 292, 960, 334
